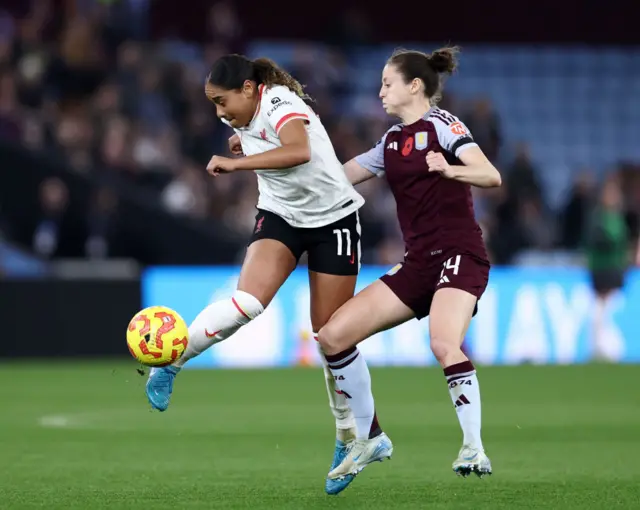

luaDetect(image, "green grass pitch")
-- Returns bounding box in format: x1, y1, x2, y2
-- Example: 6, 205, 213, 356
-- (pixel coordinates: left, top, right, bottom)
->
0, 362, 638, 509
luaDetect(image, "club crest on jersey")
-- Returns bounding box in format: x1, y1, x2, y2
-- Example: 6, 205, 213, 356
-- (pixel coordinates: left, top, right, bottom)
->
415, 132, 428, 150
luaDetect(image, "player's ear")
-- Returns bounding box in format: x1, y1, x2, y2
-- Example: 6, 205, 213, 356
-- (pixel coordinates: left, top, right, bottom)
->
410, 78, 422, 95
241, 80, 256, 98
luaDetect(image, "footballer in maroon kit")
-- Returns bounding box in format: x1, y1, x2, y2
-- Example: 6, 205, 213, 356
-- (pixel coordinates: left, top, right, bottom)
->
371, 105, 491, 319
315, 46, 502, 492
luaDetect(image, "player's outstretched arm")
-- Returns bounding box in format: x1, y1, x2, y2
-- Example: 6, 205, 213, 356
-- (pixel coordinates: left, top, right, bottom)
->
343, 159, 378, 185
426, 146, 501, 188
348, 135, 387, 184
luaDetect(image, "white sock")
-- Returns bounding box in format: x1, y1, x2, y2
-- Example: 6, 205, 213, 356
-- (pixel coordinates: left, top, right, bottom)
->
445, 360, 483, 450
173, 290, 264, 368
314, 334, 356, 440
324, 346, 380, 440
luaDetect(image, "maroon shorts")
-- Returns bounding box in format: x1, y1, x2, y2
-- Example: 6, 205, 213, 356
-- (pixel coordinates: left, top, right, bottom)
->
380, 251, 490, 320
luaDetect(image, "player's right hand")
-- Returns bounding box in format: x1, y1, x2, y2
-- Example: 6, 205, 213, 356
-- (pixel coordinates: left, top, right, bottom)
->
207, 155, 239, 176
228, 134, 243, 155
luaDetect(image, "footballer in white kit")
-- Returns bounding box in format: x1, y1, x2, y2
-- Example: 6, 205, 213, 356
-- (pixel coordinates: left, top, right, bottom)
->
234, 83, 363, 229
144, 54, 366, 496
227, 83, 365, 275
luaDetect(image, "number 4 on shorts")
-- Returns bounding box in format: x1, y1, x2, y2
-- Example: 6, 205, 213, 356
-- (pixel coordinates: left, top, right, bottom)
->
439, 255, 461, 284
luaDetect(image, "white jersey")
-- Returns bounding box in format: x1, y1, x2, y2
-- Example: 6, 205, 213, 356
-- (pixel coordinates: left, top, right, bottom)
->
231, 85, 364, 228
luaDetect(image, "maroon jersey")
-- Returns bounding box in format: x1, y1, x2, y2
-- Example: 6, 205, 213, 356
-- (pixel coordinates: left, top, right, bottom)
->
355, 107, 487, 262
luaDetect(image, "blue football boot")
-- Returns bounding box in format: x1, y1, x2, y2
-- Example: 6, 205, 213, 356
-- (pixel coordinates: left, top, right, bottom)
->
145, 366, 181, 411
325, 438, 356, 495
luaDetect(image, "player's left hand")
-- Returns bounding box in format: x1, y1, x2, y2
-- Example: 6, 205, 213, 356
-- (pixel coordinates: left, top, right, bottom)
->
206, 155, 240, 176
426, 151, 456, 179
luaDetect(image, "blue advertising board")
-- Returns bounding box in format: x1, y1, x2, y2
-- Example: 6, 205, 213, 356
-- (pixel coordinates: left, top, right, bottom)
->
142, 266, 640, 367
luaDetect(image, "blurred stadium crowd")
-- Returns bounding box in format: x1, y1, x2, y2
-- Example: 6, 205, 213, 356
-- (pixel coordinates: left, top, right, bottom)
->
1, 0, 639, 267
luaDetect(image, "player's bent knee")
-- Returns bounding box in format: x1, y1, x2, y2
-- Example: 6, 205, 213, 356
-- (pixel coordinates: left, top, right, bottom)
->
316, 325, 345, 356
430, 336, 458, 365
232, 290, 265, 321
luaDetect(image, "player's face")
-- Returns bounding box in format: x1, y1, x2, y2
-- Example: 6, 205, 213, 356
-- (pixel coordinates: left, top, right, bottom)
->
205, 81, 258, 128
379, 64, 413, 116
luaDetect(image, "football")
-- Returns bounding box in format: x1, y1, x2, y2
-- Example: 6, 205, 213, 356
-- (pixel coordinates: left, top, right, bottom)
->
126, 306, 189, 367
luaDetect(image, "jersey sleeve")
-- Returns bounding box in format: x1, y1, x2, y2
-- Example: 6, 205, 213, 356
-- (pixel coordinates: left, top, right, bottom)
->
431, 113, 478, 158
354, 133, 387, 177
262, 87, 310, 136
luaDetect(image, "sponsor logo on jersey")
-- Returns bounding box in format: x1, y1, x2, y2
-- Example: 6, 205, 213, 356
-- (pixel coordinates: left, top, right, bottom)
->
267, 100, 293, 116
271, 97, 281, 104
260, 129, 267, 141
387, 141, 398, 151
450, 122, 468, 136
415, 131, 428, 150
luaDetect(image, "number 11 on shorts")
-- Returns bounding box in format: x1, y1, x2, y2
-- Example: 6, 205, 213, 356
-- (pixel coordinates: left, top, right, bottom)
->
333, 228, 352, 256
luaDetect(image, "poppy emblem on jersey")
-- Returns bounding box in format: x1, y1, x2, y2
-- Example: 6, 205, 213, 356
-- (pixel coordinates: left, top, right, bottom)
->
450, 122, 467, 136
415, 132, 428, 150
401, 136, 414, 156
260, 129, 267, 141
